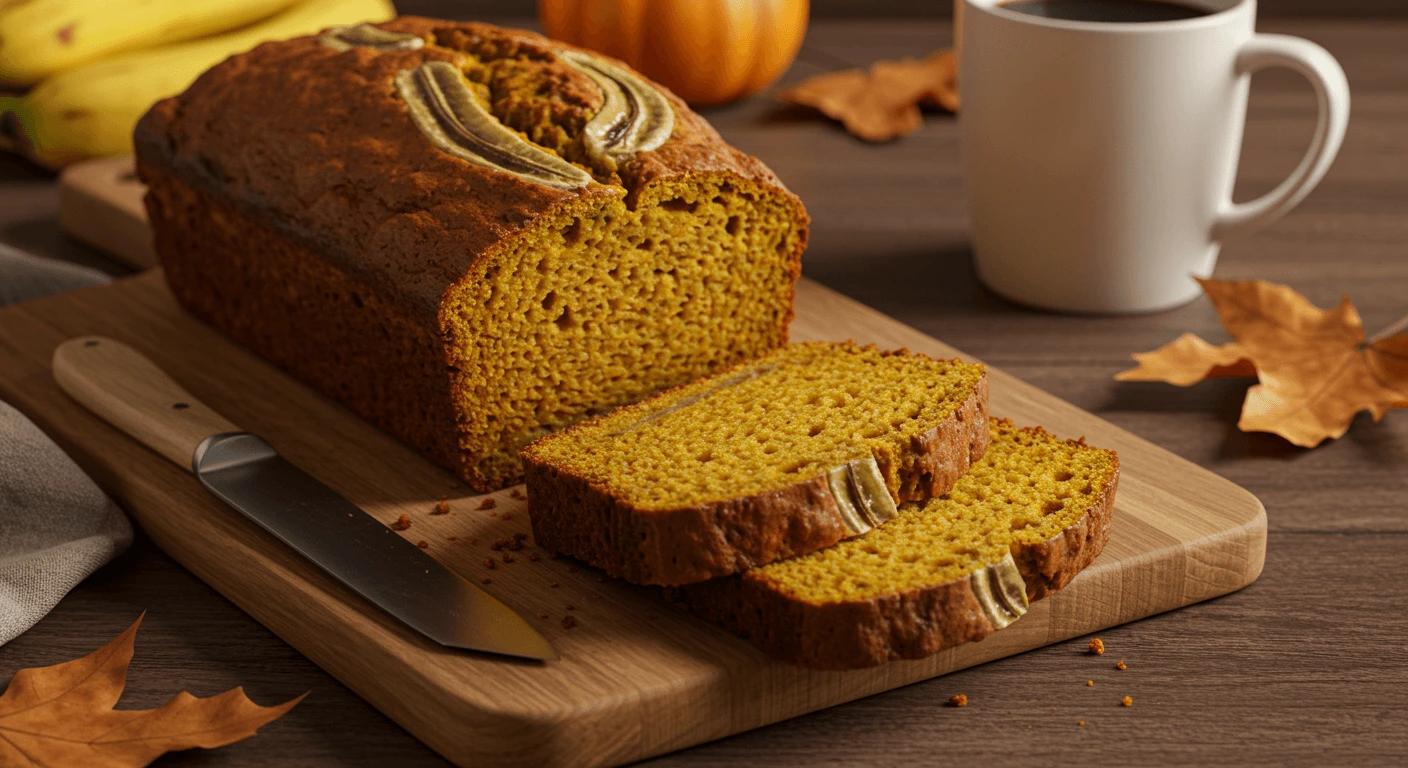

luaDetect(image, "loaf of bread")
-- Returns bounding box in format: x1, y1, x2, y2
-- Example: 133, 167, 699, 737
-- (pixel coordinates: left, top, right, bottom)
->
675, 419, 1119, 669
134, 18, 808, 491
523, 342, 989, 585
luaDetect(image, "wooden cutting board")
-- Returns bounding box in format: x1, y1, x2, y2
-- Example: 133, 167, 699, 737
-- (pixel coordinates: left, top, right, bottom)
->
5, 162, 1266, 768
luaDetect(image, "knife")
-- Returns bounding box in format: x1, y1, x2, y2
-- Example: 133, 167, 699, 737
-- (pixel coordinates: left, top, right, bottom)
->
51, 336, 556, 661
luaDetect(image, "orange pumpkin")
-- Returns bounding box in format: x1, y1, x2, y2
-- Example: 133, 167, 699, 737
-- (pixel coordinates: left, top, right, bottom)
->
538, 0, 809, 107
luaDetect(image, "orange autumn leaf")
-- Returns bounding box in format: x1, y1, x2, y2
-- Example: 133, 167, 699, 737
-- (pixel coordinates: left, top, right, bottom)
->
1116, 332, 1256, 386
0, 614, 305, 767
1117, 278, 1408, 447
779, 49, 957, 142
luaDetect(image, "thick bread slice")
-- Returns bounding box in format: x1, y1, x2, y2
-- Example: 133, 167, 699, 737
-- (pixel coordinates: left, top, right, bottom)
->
523, 342, 989, 586
673, 419, 1119, 669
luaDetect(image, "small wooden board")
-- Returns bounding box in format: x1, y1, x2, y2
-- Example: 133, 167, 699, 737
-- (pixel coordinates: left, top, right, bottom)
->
58, 155, 155, 270
0, 270, 1265, 768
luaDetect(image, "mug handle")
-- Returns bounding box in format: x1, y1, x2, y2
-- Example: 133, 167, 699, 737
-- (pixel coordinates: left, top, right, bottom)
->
1213, 34, 1350, 238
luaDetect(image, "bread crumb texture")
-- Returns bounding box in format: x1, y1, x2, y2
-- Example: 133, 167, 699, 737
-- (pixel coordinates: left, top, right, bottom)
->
949, 694, 967, 707
753, 419, 1117, 603
523, 342, 984, 510
1089, 638, 1105, 655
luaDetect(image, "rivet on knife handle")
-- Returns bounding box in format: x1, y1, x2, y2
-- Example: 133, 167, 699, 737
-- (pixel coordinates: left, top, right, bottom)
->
52, 336, 239, 468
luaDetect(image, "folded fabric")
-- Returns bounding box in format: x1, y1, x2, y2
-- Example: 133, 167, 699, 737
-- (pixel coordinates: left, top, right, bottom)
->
0, 398, 133, 646
0, 241, 111, 307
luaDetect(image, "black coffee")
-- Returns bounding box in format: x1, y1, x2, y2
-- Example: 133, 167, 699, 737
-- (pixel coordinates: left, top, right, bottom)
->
999, 0, 1211, 22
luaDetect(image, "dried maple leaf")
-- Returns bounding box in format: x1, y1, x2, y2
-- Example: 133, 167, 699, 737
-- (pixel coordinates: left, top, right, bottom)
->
1117, 278, 1408, 447
779, 50, 957, 142
0, 614, 304, 767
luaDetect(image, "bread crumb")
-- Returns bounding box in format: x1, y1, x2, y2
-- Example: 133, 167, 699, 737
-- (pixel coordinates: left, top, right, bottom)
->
416, 540, 429, 548
510, 488, 526, 500
1116, 660, 1127, 670
432, 499, 451, 515
478, 497, 497, 510
948, 694, 967, 707
596, 576, 605, 583
447, 536, 458, 541
1088, 638, 1105, 655
484, 558, 496, 570
389, 514, 412, 531
1086, 680, 1093, 687
502, 553, 515, 564
1051, 707, 1058, 711
482, 578, 492, 584
439, 494, 448, 502
527, 551, 541, 562
469, 537, 479, 545
561, 616, 577, 630
1078, 721, 1085, 727
550, 581, 559, 588
538, 613, 549, 619
450, 481, 459, 489
565, 603, 575, 611
1122, 696, 1133, 707
588, 593, 599, 599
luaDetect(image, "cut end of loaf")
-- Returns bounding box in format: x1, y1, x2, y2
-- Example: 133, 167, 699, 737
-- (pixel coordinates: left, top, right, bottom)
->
446, 174, 805, 490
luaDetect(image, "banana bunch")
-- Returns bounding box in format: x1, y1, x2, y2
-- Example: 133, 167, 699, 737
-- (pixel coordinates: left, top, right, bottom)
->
0, 0, 396, 168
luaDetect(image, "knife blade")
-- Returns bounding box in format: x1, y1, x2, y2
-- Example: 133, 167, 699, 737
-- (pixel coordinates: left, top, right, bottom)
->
52, 335, 556, 661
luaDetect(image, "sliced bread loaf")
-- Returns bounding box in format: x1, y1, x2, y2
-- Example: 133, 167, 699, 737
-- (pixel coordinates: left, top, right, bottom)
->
523, 341, 989, 586
675, 419, 1119, 670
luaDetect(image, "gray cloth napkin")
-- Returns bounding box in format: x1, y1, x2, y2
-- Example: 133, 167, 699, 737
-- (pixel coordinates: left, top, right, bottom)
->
1, 243, 129, 645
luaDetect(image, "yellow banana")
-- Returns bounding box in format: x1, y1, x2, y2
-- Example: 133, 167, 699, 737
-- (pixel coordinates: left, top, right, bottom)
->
0, 0, 304, 85
0, 0, 395, 167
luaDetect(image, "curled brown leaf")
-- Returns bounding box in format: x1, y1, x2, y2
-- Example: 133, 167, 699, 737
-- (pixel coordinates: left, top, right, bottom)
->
779, 50, 957, 142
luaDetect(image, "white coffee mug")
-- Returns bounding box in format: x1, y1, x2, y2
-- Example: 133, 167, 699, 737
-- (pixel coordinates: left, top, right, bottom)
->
960, 0, 1349, 313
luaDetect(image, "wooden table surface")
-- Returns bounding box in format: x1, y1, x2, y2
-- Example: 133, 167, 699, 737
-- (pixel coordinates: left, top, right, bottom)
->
1, 16, 1405, 768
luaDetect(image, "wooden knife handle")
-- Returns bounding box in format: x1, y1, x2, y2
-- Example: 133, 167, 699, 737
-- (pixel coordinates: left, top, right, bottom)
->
52, 336, 241, 471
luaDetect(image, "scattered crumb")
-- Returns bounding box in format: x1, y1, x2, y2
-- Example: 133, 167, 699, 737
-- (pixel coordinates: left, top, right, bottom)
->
550, 582, 560, 588
502, 553, 515, 564
1116, 660, 1127, 670
432, 499, 451, 515
1122, 696, 1133, 707
482, 578, 492, 584
390, 514, 412, 531
416, 540, 429, 549
527, 552, 541, 562
439, 494, 448, 502
565, 603, 575, 611
567, 566, 578, 574
510, 488, 526, 500
596, 577, 605, 583
1078, 721, 1085, 727
1027, 725, 1032, 729
561, 616, 577, 630
489, 511, 498, 517
450, 481, 459, 489
1051, 707, 1059, 711
469, 537, 479, 545
588, 593, 600, 600
948, 694, 967, 707
500, 512, 514, 521
538, 613, 549, 619
512, 533, 528, 548
447, 536, 458, 542
478, 497, 497, 510
484, 558, 496, 570
1088, 638, 1105, 655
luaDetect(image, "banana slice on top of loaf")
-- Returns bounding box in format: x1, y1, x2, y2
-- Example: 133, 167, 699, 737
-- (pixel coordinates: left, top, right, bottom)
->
522, 342, 990, 585
676, 418, 1120, 670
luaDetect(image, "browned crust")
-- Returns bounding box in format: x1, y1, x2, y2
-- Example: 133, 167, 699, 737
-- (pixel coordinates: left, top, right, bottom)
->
132, 17, 801, 324
524, 364, 990, 586
673, 444, 1121, 670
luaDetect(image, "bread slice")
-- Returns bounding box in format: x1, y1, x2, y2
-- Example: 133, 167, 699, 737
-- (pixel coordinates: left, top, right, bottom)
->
674, 419, 1119, 670
523, 342, 989, 586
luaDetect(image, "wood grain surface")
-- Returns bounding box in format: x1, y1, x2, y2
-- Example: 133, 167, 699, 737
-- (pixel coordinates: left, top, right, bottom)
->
0, 15, 1405, 768
0, 265, 1263, 767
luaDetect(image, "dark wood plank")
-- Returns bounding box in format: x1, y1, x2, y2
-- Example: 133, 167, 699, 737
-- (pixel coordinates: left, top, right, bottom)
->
1, 16, 1405, 768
